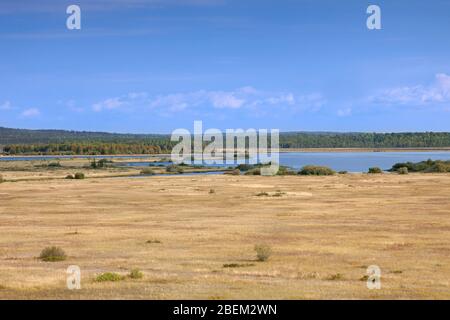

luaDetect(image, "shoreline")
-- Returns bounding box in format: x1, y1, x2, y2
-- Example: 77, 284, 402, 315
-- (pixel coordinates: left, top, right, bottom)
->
2, 148, 450, 158
279, 147, 450, 153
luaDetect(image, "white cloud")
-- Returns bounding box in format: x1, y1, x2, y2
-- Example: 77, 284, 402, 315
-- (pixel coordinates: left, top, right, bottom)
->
92, 98, 124, 112
209, 91, 245, 109
21, 108, 40, 117
0, 101, 12, 110
337, 107, 352, 117
92, 92, 148, 112
92, 87, 326, 115
149, 87, 324, 113
370, 73, 450, 106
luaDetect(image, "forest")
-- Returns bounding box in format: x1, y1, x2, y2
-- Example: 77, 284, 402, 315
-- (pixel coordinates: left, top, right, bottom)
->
1, 127, 450, 155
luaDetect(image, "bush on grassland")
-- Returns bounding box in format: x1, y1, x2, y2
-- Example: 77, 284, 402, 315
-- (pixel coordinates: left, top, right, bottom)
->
225, 169, 241, 175
236, 164, 253, 171
276, 166, 296, 176
338, 171, 348, 174
298, 165, 335, 176
128, 269, 144, 279
426, 162, 450, 173
254, 244, 272, 262
390, 159, 450, 173
397, 167, 408, 175
74, 172, 85, 179
140, 168, 155, 175
368, 167, 383, 174
166, 165, 184, 174
0, 174, 3, 183
90, 158, 110, 169
65, 174, 74, 179
39, 246, 66, 262
244, 168, 261, 176
95, 272, 125, 282
48, 162, 61, 167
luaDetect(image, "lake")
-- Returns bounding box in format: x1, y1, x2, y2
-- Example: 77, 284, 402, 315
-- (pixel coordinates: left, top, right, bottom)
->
2, 152, 450, 172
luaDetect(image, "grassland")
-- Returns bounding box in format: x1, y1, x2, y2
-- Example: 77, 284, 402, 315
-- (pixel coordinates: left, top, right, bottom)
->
0, 162, 449, 299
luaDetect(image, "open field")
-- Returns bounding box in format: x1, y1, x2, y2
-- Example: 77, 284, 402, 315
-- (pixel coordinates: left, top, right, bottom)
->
0, 170, 449, 299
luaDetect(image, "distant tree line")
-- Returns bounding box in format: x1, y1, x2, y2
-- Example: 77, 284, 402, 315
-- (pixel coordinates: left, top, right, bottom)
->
2, 127, 450, 155
2, 143, 165, 155
279, 132, 450, 148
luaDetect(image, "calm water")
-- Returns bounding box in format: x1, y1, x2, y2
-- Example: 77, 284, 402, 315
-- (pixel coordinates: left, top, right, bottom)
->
2, 152, 450, 172
278, 152, 450, 172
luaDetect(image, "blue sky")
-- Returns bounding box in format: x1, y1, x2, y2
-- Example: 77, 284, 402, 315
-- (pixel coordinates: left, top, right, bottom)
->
0, 0, 450, 133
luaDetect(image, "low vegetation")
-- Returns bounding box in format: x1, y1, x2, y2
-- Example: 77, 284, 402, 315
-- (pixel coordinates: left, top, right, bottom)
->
244, 168, 261, 176
368, 167, 383, 174
223, 263, 255, 268
254, 244, 272, 262
0, 174, 3, 183
326, 273, 344, 281
128, 269, 144, 279
146, 239, 161, 244
397, 167, 409, 174
74, 172, 85, 179
166, 165, 184, 174
225, 169, 241, 175
391, 159, 450, 173
140, 168, 155, 175
39, 246, 66, 262
95, 272, 125, 282
47, 162, 61, 168
298, 165, 335, 176
90, 158, 111, 169
276, 166, 296, 176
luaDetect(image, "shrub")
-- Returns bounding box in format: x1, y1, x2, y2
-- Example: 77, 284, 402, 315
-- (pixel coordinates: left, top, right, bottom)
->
276, 166, 296, 176
397, 167, 408, 175
256, 192, 269, 197
226, 169, 241, 175
166, 165, 184, 174
326, 273, 344, 281
223, 263, 255, 268
140, 168, 155, 175
427, 162, 450, 173
298, 165, 335, 176
65, 174, 74, 179
95, 272, 125, 282
209, 189, 215, 194
338, 171, 348, 174
128, 269, 144, 279
244, 168, 261, 176
74, 172, 85, 179
146, 239, 161, 244
254, 244, 272, 262
236, 164, 253, 171
359, 275, 369, 281
90, 159, 109, 169
39, 246, 66, 262
368, 167, 383, 174
0, 174, 3, 183
48, 162, 61, 167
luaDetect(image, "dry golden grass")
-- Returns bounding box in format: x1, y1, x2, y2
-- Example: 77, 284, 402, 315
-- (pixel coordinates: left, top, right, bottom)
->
0, 170, 449, 299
